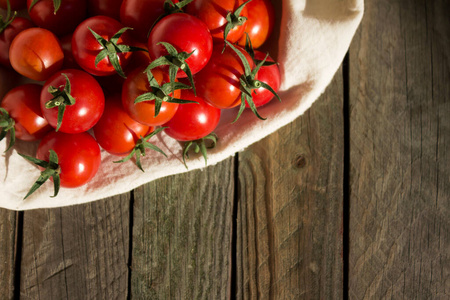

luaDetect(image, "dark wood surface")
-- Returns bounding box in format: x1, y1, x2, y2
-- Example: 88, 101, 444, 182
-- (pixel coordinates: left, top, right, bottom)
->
1, 0, 449, 299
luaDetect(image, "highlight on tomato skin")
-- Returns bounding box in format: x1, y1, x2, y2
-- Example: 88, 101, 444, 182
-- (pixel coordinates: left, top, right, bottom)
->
1, 83, 52, 141
93, 94, 153, 157
9, 27, 64, 81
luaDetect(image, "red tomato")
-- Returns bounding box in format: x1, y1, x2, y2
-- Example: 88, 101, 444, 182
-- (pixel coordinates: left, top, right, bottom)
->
237, 0, 274, 48
9, 27, 64, 81
164, 89, 221, 141
120, 0, 168, 43
195, 43, 254, 109
249, 50, 280, 107
27, 0, 87, 36
186, 0, 248, 43
88, 0, 123, 20
0, 0, 26, 10
93, 94, 152, 156
0, 16, 34, 68
72, 16, 134, 77
40, 69, 105, 133
148, 13, 213, 78
1, 83, 51, 141
36, 131, 101, 188
122, 67, 180, 126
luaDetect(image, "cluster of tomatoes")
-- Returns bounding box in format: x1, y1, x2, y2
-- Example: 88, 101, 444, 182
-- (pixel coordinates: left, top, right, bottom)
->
0, 0, 280, 199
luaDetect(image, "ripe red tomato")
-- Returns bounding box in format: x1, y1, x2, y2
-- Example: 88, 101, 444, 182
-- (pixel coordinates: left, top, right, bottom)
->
164, 89, 221, 141
249, 50, 280, 107
36, 131, 101, 188
237, 0, 274, 48
93, 94, 152, 156
27, 0, 87, 36
9, 27, 64, 81
72, 16, 134, 77
1, 83, 52, 141
0, 0, 26, 10
40, 69, 105, 133
186, 0, 248, 43
195, 43, 254, 109
122, 66, 180, 126
0, 16, 34, 68
120, 0, 168, 43
148, 13, 213, 78
88, 0, 123, 20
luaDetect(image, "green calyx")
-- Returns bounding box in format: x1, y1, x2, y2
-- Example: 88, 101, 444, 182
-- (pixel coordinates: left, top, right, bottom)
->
19, 149, 61, 199
183, 133, 218, 169
29, 0, 61, 14
114, 127, 168, 172
0, 108, 16, 152
45, 74, 76, 132
134, 69, 197, 117
145, 41, 197, 95
225, 41, 281, 123
89, 26, 147, 78
223, 0, 252, 46
242, 32, 277, 67
0, 0, 17, 34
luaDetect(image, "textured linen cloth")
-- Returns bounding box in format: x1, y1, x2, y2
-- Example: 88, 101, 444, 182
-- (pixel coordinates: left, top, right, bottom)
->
0, 0, 364, 210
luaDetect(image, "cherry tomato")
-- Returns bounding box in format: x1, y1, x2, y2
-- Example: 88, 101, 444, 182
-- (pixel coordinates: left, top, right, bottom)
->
148, 13, 213, 78
9, 27, 64, 81
40, 69, 105, 133
120, 0, 171, 43
0, 16, 34, 68
93, 94, 152, 156
186, 0, 248, 43
122, 66, 180, 126
72, 16, 134, 77
164, 89, 221, 141
1, 83, 51, 141
27, 0, 87, 36
0, 0, 26, 10
36, 131, 101, 188
237, 0, 274, 48
195, 43, 254, 109
88, 0, 123, 20
249, 50, 280, 107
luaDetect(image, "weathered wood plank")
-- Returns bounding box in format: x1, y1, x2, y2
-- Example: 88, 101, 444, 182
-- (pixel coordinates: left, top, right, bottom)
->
0, 209, 17, 299
348, 0, 450, 298
131, 158, 234, 299
236, 68, 345, 299
19, 195, 130, 299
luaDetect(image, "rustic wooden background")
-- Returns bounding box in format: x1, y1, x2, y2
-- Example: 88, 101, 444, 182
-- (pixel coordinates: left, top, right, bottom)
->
1, 0, 449, 299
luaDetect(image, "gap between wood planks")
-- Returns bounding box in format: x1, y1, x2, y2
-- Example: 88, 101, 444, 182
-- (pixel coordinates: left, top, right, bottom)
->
343, 52, 350, 300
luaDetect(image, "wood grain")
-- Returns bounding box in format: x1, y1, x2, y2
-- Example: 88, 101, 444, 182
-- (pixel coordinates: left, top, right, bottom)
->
19, 194, 130, 299
130, 158, 234, 299
348, 0, 450, 298
236, 68, 345, 299
0, 209, 18, 299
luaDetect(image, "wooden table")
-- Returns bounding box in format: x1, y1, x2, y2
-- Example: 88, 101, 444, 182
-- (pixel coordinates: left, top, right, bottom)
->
1, 0, 449, 298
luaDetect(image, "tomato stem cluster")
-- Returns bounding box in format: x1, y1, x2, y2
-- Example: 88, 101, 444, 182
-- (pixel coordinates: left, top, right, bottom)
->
19, 149, 61, 199
45, 74, 76, 132
114, 127, 167, 172
0, 0, 16, 34
183, 133, 218, 168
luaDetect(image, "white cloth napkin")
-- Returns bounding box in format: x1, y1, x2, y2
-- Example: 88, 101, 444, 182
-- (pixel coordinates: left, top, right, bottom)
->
0, 0, 364, 210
